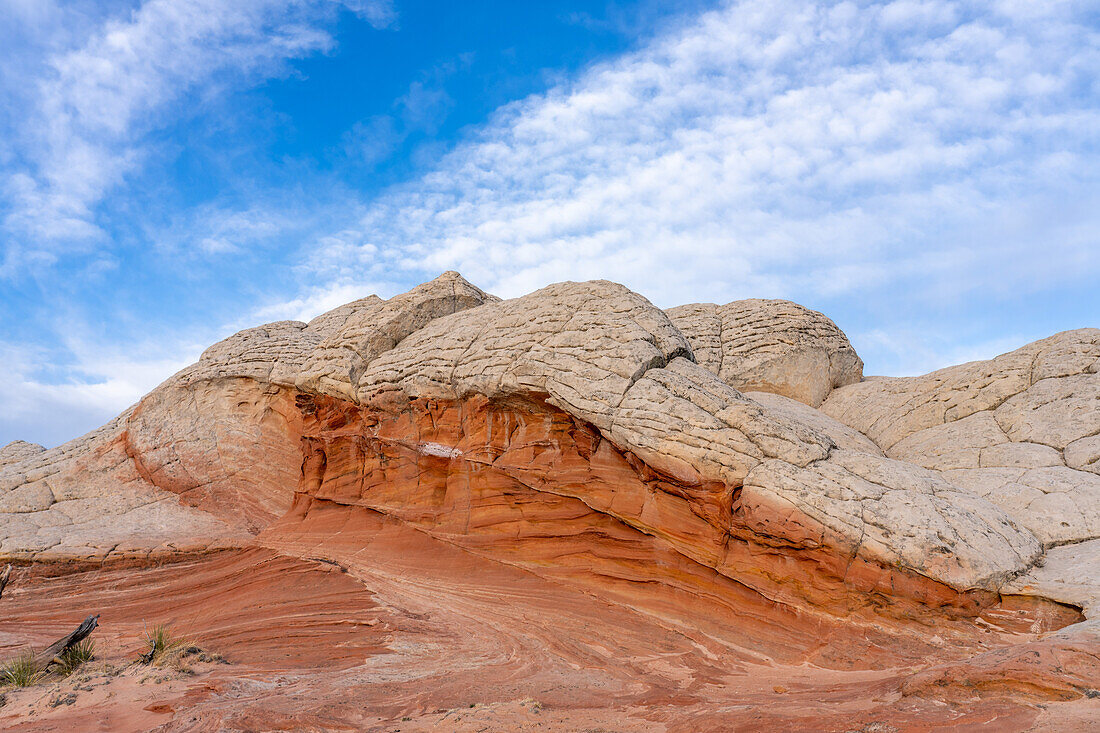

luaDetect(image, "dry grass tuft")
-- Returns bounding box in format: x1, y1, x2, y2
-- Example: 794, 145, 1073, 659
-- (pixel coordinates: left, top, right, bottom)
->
55, 639, 95, 676
142, 623, 186, 666
141, 624, 219, 673
1, 652, 43, 687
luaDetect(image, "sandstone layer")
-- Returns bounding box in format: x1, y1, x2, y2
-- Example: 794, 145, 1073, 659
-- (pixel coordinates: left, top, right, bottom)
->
0, 272, 1097, 731
667, 298, 863, 407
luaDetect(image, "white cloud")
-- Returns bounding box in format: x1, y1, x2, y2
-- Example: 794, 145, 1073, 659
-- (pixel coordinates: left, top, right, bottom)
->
339, 0, 395, 29
5, 0, 1100, 446
161, 202, 297, 258
1, 0, 390, 259
857, 328, 1038, 377
290, 0, 1099, 310
337, 57, 466, 167
879, 0, 957, 30
252, 280, 394, 323
0, 335, 203, 448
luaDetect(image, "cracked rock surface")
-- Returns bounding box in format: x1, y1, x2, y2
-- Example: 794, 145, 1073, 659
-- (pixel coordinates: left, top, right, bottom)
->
822, 330, 1100, 549
667, 298, 863, 407
0, 273, 1097, 731
0, 275, 1078, 595
0, 440, 45, 468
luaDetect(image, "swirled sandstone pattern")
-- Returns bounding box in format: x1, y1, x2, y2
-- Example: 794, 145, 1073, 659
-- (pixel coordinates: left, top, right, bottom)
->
0, 273, 1097, 731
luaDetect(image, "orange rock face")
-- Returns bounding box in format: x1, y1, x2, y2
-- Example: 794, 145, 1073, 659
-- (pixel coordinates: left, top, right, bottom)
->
1, 275, 1097, 731
290, 392, 1001, 622
268, 391, 1084, 676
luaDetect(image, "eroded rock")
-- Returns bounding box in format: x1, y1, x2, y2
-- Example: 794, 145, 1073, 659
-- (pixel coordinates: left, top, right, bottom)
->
296, 270, 498, 401
667, 299, 863, 407
0, 273, 497, 562
0, 440, 45, 467
352, 281, 1037, 596
0, 272, 1094, 730
823, 329, 1100, 548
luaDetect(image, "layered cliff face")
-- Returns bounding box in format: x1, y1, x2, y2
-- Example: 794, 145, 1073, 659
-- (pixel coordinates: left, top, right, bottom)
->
1, 272, 1097, 731
0, 272, 498, 562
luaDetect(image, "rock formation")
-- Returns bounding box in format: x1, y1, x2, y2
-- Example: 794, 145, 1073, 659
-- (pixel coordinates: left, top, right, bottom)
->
667, 298, 863, 406
822, 330, 1100, 552
0, 440, 45, 468
0, 272, 1097, 732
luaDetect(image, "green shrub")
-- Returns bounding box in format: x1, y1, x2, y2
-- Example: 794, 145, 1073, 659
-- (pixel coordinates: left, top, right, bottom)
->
143, 624, 184, 666
56, 639, 95, 675
1, 652, 43, 687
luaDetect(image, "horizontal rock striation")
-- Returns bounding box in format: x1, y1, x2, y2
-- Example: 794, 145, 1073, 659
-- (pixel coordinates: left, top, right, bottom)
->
1, 271, 1097, 729
349, 280, 1039, 595
0, 275, 1059, 598
287, 389, 1038, 633
0, 272, 494, 562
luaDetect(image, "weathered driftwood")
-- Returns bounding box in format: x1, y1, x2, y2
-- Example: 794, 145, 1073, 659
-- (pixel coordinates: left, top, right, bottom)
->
33, 614, 99, 669
0, 568, 98, 669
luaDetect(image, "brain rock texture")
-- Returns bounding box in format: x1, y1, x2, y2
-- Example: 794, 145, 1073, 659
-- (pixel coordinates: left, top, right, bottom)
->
1, 272, 1097, 731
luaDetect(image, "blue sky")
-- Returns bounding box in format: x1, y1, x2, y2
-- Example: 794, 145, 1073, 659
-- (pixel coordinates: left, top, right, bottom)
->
2, 0, 1098, 448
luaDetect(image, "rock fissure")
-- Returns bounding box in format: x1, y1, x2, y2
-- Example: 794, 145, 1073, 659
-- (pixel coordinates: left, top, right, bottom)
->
2, 273, 1096, 730
291, 391, 1022, 623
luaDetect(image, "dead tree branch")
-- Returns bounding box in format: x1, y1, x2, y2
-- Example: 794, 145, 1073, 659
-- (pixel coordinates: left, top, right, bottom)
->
33, 614, 99, 669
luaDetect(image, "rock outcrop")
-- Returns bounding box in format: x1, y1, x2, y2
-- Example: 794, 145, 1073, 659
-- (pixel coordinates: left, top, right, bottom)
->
667, 299, 863, 406
0, 272, 494, 562
343, 280, 1038, 603
296, 271, 499, 400
1006, 538, 1100, 618
0, 440, 45, 467
822, 330, 1100, 547
0, 412, 248, 563
0, 273, 1096, 731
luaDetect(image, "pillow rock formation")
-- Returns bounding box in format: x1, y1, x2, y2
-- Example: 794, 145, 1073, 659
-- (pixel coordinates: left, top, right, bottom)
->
1, 272, 1097, 732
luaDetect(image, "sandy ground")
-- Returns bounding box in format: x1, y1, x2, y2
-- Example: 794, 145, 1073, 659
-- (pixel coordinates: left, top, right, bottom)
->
0, 530, 1096, 731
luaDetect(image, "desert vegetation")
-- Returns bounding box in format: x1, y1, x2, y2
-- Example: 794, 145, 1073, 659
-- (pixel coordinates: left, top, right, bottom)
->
0, 577, 216, 697
1, 652, 44, 688
53, 639, 95, 676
